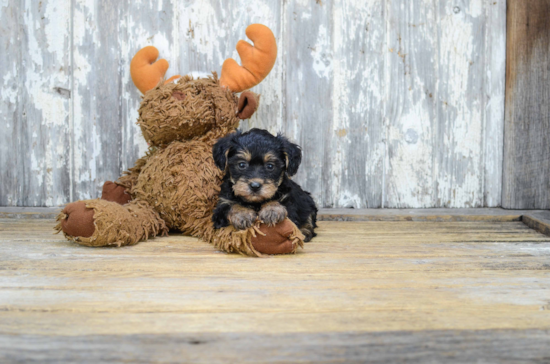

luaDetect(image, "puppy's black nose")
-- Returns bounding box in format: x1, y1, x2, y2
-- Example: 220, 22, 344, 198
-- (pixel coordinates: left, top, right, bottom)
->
249, 181, 262, 191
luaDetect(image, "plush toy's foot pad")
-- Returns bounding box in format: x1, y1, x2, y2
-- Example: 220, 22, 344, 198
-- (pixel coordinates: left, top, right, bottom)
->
101, 181, 132, 205
251, 219, 305, 255
60, 201, 95, 238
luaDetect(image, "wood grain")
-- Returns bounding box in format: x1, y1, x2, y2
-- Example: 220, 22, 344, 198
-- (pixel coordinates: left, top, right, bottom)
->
0, 205, 544, 222
282, 0, 332, 207
1, 330, 550, 363
320, 0, 386, 209
119, 1, 178, 177
385, 0, 506, 208
72, 0, 124, 201
0, 0, 21, 207
522, 211, 550, 237
1, 218, 550, 361
384, 0, 438, 208
503, 0, 550, 209
0, 0, 72, 206
318, 207, 526, 222
0, 1, 507, 208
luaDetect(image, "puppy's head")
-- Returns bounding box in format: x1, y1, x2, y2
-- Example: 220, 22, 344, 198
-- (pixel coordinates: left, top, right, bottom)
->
213, 128, 302, 203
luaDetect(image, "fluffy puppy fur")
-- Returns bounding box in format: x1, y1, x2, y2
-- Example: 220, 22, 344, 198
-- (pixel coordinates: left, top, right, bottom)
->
212, 128, 318, 242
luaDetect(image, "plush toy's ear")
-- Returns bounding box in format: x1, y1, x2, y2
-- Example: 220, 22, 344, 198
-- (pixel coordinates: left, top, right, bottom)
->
277, 134, 302, 177
213, 133, 238, 171
237, 91, 260, 119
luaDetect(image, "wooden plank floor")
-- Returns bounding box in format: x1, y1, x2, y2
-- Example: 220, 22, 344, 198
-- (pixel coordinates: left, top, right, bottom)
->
1, 218, 550, 362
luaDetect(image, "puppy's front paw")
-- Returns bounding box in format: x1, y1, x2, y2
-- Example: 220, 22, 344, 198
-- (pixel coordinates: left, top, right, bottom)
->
228, 205, 258, 230
259, 202, 288, 227
212, 210, 229, 229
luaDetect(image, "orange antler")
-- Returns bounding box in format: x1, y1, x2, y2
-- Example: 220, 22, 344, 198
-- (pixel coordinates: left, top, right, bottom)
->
220, 24, 277, 93
131, 46, 180, 94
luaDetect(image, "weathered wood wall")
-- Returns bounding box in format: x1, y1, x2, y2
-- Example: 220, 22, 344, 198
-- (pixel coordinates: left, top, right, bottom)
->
503, 0, 550, 209
0, 0, 506, 208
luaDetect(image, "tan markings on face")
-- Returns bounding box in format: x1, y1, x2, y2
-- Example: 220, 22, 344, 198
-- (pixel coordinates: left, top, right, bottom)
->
256, 182, 278, 201
259, 201, 288, 226
232, 178, 253, 200
227, 205, 257, 230
232, 177, 278, 203
235, 149, 251, 162
264, 152, 278, 163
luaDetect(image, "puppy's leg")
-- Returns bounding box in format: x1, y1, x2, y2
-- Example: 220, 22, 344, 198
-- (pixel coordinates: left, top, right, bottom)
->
299, 214, 316, 242
259, 201, 288, 227
212, 200, 232, 229
228, 205, 258, 230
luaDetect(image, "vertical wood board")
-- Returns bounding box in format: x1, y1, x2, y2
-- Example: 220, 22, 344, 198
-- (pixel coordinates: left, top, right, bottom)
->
0, 0, 71, 206
0, 0, 22, 206
283, 0, 333, 207
323, 0, 386, 208
503, 0, 550, 209
384, 0, 505, 208
72, 0, 124, 200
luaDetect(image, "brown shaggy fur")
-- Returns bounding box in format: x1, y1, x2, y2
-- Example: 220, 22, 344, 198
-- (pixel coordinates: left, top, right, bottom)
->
56, 199, 167, 247
55, 73, 305, 256
138, 75, 241, 147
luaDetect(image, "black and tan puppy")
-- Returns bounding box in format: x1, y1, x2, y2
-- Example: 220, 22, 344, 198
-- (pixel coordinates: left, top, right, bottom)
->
212, 128, 317, 242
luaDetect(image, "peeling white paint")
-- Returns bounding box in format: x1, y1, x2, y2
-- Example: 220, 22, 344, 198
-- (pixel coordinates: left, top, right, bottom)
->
311, 25, 332, 80
43, 1, 69, 64
12, 0, 72, 206
2, 72, 18, 104
179, 2, 221, 68
388, 103, 434, 207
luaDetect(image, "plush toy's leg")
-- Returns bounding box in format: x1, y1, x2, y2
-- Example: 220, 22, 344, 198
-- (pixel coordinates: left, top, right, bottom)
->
101, 181, 132, 205
186, 216, 305, 256
55, 199, 167, 247
249, 219, 305, 255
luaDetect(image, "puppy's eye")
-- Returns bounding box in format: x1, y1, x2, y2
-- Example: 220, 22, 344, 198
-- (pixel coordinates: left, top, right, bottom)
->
266, 163, 274, 170
238, 162, 247, 169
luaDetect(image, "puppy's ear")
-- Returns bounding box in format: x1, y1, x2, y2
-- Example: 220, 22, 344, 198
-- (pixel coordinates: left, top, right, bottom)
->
277, 134, 302, 177
213, 133, 236, 171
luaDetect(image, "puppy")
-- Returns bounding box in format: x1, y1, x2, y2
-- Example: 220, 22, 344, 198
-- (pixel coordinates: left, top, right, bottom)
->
212, 128, 318, 242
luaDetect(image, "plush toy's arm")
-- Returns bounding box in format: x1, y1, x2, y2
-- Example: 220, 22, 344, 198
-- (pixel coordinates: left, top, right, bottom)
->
116, 151, 153, 193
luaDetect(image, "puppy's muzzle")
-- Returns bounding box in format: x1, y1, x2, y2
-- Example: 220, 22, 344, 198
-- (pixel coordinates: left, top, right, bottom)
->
249, 181, 262, 192
233, 178, 276, 203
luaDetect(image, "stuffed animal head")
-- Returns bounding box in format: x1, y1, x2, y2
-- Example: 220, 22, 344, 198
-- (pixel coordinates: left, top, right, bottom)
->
130, 24, 277, 147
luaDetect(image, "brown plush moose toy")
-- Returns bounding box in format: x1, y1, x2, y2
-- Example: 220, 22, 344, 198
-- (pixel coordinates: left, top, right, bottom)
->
55, 24, 305, 256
